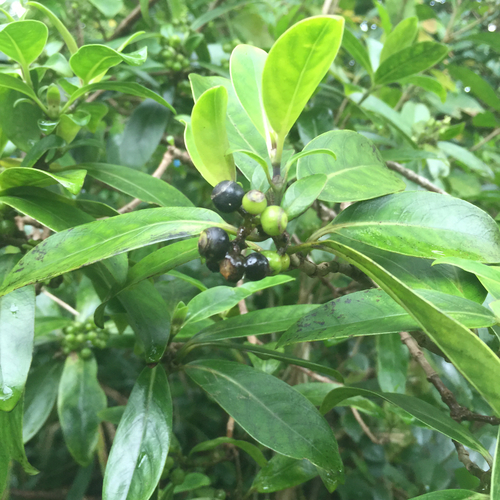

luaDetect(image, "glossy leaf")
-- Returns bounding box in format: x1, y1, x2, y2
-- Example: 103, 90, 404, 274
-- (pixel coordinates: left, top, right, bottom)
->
70, 44, 147, 83
190, 437, 267, 467
278, 288, 496, 346
190, 86, 235, 186
26, 2, 78, 54
341, 29, 372, 77
380, 147, 440, 163
0, 253, 35, 411
0, 73, 39, 102
191, 304, 317, 343
118, 280, 171, 363
0, 167, 86, 195
103, 365, 172, 500
0, 207, 226, 296
185, 360, 344, 482
76, 163, 192, 207
185, 275, 294, 325
327, 191, 500, 262
409, 491, 487, 500
23, 360, 63, 442
281, 174, 326, 220
58, 354, 107, 466
438, 141, 493, 178
230, 44, 270, 141
320, 237, 500, 417
297, 130, 406, 202
401, 75, 446, 103
262, 16, 345, 141
0, 20, 48, 65
380, 17, 418, 63
174, 473, 211, 493
492, 426, 500, 500
432, 257, 500, 299
65, 82, 175, 113
376, 333, 408, 393
119, 99, 171, 168
252, 454, 318, 493
374, 42, 448, 85
21, 135, 65, 168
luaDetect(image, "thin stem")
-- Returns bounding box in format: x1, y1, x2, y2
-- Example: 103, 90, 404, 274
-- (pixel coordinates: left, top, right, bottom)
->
386, 161, 447, 194
42, 290, 79, 316
471, 128, 500, 152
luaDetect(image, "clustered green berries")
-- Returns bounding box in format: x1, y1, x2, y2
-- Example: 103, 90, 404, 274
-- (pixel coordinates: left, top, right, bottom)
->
61, 318, 110, 357
260, 206, 288, 236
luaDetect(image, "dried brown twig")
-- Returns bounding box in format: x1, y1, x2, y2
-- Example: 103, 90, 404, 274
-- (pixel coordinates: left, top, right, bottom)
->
386, 161, 447, 195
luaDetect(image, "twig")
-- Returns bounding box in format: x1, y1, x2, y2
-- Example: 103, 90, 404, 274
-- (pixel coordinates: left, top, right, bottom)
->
444, 8, 495, 42
399, 332, 500, 425
453, 441, 490, 481
471, 128, 500, 152
117, 147, 175, 213
386, 161, 447, 195
101, 384, 128, 405
321, 0, 334, 15
292, 365, 336, 384
109, 0, 160, 40
42, 290, 79, 316
351, 407, 384, 445
236, 280, 261, 345
226, 416, 235, 438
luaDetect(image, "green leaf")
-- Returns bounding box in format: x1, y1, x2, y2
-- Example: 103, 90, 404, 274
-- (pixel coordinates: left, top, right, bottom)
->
0, 207, 225, 297
0, 168, 86, 195
432, 257, 500, 299
492, 426, 500, 500
23, 360, 63, 443
376, 333, 408, 393
230, 44, 270, 141
21, 135, 65, 168
89, 0, 123, 17
118, 280, 171, 363
190, 0, 256, 30
119, 99, 171, 168
103, 365, 172, 500
185, 275, 294, 325
297, 130, 406, 203
64, 82, 175, 113
0, 397, 38, 492
27, 2, 78, 55
319, 237, 500, 419
327, 191, 500, 262
0, 73, 39, 102
401, 75, 447, 103
380, 147, 440, 163
190, 86, 235, 186
341, 29, 372, 78
281, 174, 326, 220
380, 17, 418, 63
262, 16, 344, 143
173, 473, 211, 493
374, 1, 392, 34
0, 254, 35, 411
321, 387, 491, 461
191, 304, 317, 343
438, 141, 493, 178
185, 360, 344, 482
448, 65, 500, 112
278, 288, 496, 346
190, 437, 267, 467
76, 163, 193, 207
0, 20, 48, 65
252, 454, 318, 493
408, 491, 488, 500
58, 354, 107, 466
374, 42, 448, 85
0, 186, 94, 231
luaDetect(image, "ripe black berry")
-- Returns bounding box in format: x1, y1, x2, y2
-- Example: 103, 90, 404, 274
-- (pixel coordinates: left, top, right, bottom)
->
198, 227, 230, 261
244, 253, 270, 281
211, 181, 245, 213
205, 259, 221, 273
220, 253, 245, 282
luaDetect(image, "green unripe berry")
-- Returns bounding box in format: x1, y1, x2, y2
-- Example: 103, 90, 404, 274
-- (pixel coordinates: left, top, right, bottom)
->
170, 34, 181, 48
175, 53, 184, 62
65, 333, 76, 343
64, 325, 75, 335
80, 348, 92, 359
261, 251, 282, 275
260, 206, 288, 236
62, 346, 71, 355
172, 61, 182, 72
0, 220, 16, 236
76, 333, 86, 343
214, 490, 227, 500
87, 331, 97, 341
96, 339, 107, 349
242, 190, 267, 215
222, 42, 232, 53
170, 468, 185, 485
281, 253, 290, 271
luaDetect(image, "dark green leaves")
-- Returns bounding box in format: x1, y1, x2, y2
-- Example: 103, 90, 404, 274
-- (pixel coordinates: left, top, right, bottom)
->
58, 354, 107, 466
374, 42, 448, 85
281, 175, 327, 220
328, 191, 500, 262
0, 207, 226, 296
297, 131, 405, 202
185, 360, 343, 483
103, 366, 172, 500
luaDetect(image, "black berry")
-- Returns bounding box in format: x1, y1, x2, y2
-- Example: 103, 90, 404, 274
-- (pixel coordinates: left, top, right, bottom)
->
244, 253, 270, 281
198, 227, 230, 262
211, 181, 245, 213
220, 253, 245, 282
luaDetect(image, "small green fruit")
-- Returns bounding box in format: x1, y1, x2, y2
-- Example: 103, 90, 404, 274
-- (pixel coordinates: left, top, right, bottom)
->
0, 220, 16, 236
76, 333, 86, 343
65, 334, 76, 343
260, 206, 288, 236
261, 251, 282, 275
214, 490, 227, 500
80, 348, 92, 359
172, 61, 182, 72
281, 253, 290, 271
170, 468, 185, 485
242, 190, 267, 215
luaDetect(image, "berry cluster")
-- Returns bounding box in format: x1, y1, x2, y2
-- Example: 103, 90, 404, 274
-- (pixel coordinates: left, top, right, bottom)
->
161, 36, 190, 74
199, 181, 290, 282
61, 318, 110, 358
